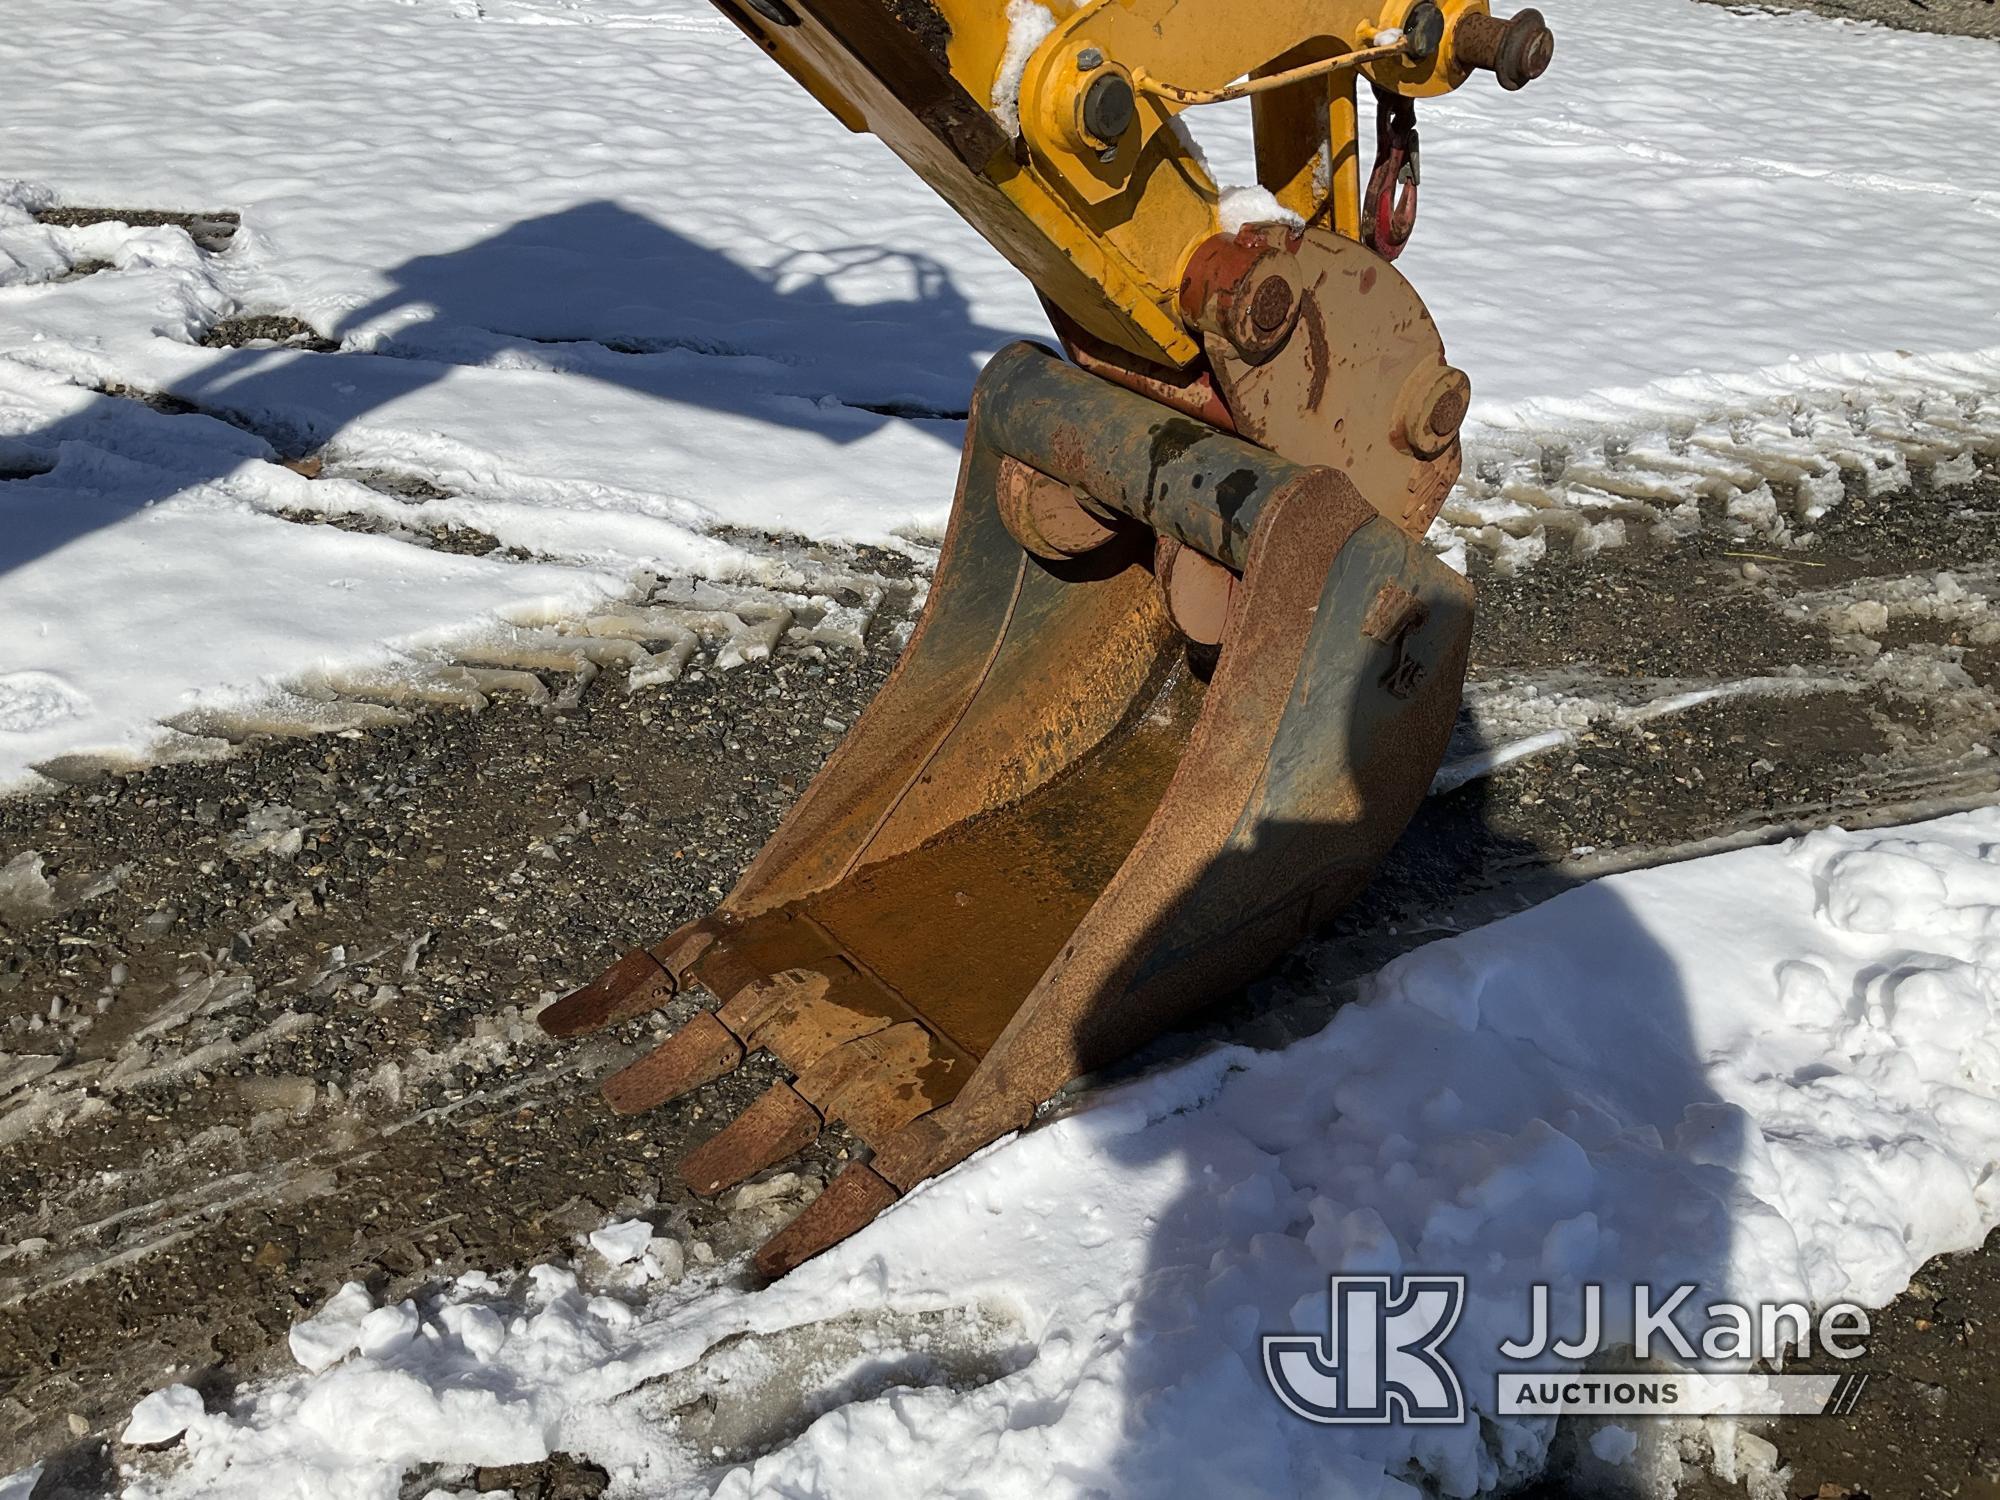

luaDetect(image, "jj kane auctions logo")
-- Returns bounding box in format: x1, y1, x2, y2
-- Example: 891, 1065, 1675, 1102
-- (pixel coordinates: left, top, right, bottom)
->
1263, 1276, 1872, 1423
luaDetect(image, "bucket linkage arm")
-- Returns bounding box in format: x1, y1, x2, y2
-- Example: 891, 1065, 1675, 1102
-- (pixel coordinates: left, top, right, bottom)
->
542, 0, 1553, 1275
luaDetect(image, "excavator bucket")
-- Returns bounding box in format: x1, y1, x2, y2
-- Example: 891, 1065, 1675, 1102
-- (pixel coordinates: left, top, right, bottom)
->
533, 0, 1560, 1277
542, 330, 1472, 1277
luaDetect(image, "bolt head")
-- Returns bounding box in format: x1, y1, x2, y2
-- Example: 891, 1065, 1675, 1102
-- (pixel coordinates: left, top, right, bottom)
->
1402, 1, 1445, 59
1249, 275, 1296, 335
1399, 365, 1471, 457
1081, 72, 1136, 146
1495, 8, 1554, 89
1223, 250, 1301, 358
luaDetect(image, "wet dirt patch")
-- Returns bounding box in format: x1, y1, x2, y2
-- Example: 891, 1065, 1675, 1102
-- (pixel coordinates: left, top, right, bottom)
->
32, 207, 239, 255
200, 314, 337, 352
467, 1453, 611, 1499
1668, 1225, 2000, 1500
1475, 688, 1896, 857
1787, 1222, 2000, 1498
1450, 472, 2000, 858
267, 506, 508, 558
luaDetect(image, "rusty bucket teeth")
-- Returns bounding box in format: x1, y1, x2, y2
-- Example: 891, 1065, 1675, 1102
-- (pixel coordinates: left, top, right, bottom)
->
753, 1162, 900, 1281
600, 1012, 744, 1116
681, 1081, 823, 1198
539, 947, 677, 1039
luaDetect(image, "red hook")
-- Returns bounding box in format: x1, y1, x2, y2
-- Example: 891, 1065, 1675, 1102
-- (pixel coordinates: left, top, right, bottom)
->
1362, 83, 1419, 261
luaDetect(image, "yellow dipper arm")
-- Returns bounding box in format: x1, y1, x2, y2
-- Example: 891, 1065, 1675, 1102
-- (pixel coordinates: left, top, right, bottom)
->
705, 0, 1552, 367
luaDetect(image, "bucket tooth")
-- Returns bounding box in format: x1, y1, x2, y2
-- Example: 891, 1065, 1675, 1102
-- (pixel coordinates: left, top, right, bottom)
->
680, 1081, 823, 1198
539, 947, 677, 1039
541, 923, 715, 1040
753, 1162, 900, 1281
600, 1012, 744, 1115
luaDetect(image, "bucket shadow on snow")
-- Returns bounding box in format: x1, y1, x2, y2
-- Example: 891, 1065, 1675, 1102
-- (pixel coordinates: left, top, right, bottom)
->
1073, 712, 1745, 1496
0, 198, 1006, 583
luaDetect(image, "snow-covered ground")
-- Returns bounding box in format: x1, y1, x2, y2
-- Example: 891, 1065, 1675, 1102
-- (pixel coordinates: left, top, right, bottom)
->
2, 0, 1998, 788
57, 808, 2000, 1499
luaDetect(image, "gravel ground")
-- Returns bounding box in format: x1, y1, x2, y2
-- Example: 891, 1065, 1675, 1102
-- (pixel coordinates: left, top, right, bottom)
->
1707, 1222, 2000, 1500
0, 611, 907, 1490
1701, 0, 2000, 41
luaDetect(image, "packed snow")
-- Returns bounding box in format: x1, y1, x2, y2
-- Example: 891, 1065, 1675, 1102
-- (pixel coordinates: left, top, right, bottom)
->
118, 1388, 205, 1450
1, 0, 1997, 787
107, 808, 2000, 1499
992, 0, 1059, 137
586, 1219, 658, 1269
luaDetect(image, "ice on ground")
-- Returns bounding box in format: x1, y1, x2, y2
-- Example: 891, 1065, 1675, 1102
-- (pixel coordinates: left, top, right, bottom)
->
226, 804, 306, 861
1790, 561, 2000, 655
0, 1056, 62, 1103
0, 1464, 42, 1500
113, 808, 2000, 1499
121, 1385, 206, 1447
0, 852, 57, 924
586, 1219, 655, 1267
1591, 1424, 1640, 1466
